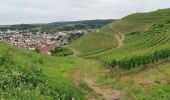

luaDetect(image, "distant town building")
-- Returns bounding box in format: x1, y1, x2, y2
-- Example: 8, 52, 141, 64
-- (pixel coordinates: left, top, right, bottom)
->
0, 29, 93, 55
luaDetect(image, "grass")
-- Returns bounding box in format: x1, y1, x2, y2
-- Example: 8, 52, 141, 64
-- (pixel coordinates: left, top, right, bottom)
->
78, 81, 100, 98
1, 8, 170, 100
82, 57, 170, 100
69, 13, 170, 98
0, 42, 86, 99
0, 42, 84, 79
57, 8, 170, 99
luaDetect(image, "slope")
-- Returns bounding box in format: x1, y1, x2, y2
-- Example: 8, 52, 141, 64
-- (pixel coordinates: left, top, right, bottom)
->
0, 42, 86, 99
70, 8, 170, 55
0, 19, 114, 32
70, 8, 170, 69
68, 9, 170, 99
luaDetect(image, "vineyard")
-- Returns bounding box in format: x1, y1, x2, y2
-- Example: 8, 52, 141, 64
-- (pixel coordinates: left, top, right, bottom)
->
68, 9, 170, 99
70, 8, 170, 69
1, 8, 170, 100
70, 8, 170, 55
87, 21, 170, 69
69, 25, 117, 55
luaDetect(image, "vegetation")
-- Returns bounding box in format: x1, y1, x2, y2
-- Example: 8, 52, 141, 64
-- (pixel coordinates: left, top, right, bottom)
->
68, 33, 84, 42
67, 9, 170, 99
69, 25, 117, 55
51, 47, 73, 56
40, 19, 114, 32
70, 8, 170, 69
0, 19, 114, 32
0, 42, 85, 99
82, 58, 170, 100
1, 8, 170, 100
0, 24, 40, 31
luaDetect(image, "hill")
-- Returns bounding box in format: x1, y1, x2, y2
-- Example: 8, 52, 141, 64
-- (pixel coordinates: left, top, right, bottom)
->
1, 8, 170, 100
0, 42, 86, 99
70, 9, 170, 54
0, 19, 114, 32
68, 8, 170, 100
70, 8, 170, 69
41, 19, 114, 32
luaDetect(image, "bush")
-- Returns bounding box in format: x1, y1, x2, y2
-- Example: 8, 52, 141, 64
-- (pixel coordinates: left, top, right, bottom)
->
51, 47, 73, 56
108, 46, 170, 69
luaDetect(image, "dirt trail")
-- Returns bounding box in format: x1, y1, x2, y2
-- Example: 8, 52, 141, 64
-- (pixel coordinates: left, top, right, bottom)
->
115, 34, 125, 48
71, 49, 80, 57
67, 47, 80, 57
73, 60, 121, 100
83, 72, 121, 100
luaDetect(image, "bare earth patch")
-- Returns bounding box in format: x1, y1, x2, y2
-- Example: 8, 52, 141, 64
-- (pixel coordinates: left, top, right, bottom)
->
72, 59, 121, 100
115, 33, 125, 48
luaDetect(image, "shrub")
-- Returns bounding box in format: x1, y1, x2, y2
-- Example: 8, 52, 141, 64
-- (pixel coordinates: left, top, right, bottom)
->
51, 47, 73, 56
108, 46, 170, 69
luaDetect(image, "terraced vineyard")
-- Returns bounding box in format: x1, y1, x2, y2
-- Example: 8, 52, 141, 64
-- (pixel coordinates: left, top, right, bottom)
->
70, 25, 118, 55
89, 32, 170, 69
70, 8, 170, 69
1, 7, 170, 100
68, 9, 170, 99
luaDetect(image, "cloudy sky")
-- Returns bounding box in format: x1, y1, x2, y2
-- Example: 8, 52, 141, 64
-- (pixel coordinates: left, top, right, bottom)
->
0, 0, 170, 25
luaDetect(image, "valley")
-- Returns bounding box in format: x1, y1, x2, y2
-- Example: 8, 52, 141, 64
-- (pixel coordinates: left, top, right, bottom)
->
0, 8, 170, 100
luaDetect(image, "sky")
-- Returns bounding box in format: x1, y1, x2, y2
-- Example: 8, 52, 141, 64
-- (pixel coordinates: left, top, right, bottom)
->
0, 0, 170, 25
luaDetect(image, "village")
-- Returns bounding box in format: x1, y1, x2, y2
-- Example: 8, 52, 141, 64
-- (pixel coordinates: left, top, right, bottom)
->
0, 29, 93, 55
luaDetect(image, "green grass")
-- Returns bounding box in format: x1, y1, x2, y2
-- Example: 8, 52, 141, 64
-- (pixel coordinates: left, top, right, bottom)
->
124, 85, 170, 100
0, 43, 84, 79
83, 58, 170, 100
1, 8, 170, 100
0, 42, 86, 99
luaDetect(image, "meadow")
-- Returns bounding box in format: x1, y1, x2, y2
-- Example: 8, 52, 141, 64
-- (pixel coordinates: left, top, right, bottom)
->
0, 42, 86, 100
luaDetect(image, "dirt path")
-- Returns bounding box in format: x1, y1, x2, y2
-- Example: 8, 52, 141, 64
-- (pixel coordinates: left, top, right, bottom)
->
71, 49, 80, 57
66, 47, 80, 57
73, 60, 121, 100
115, 33, 125, 48
83, 72, 121, 100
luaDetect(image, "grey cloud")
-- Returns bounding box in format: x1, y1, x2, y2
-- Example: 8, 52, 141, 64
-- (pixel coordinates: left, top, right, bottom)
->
0, 0, 170, 25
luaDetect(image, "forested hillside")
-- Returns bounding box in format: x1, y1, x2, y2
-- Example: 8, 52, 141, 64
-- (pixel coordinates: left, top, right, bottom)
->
0, 19, 114, 32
